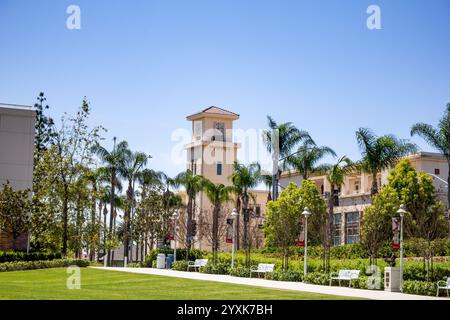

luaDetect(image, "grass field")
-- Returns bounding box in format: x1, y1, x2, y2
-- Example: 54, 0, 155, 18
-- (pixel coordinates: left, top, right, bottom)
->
0, 268, 356, 300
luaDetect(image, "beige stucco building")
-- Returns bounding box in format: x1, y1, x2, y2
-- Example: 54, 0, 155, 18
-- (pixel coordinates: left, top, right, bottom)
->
280, 152, 449, 246
0, 103, 36, 250
182, 107, 268, 251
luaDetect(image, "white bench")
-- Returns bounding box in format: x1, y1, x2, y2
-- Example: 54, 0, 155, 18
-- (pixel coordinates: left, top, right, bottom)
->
437, 278, 450, 297
330, 270, 361, 287
187, 259, 208, 272
250, 264, 275, 279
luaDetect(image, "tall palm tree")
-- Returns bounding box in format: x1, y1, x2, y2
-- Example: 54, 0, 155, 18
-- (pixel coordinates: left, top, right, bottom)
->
356, 128, 417, 196
324, 156, 353, 272
288, 140, 337, 180
229, 162, 261, 267
91, 137, 130, 265
203, 181, 233, 264
173, 170, 206, 251
411, 103, 450, 223
262, 116, 312, 200
120, 150, 151, 263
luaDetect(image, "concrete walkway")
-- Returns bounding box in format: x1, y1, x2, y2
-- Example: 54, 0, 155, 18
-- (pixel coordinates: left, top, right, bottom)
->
91, 267, 447, 300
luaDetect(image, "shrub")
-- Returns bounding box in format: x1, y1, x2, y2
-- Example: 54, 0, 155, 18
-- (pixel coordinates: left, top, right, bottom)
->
267, 270, 303, 282
127, 262, 143, 268
402, 281, 436, 296
172, 261, 188, 271
0, 251, 62, 263
200, 263, 230, 275
229, 266, 251, 278
0, 259, 89, 272
304, 272, 329, 286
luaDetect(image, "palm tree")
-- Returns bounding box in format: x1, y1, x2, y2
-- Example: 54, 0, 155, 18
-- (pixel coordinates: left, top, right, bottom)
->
173, 170, 206, 251
204, 181, 233, 264
356, 128, 417, 196
324, 156, 353, 272
262, 116, 312, 200
288, 140, 337, 180
411, 103, 450, 226
120, 150, 151, 263
91, 137, 129, 265
229, 162, 261, 267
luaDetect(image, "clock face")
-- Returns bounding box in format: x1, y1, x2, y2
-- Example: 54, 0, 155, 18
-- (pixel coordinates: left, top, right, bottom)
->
194, 121, 202, 140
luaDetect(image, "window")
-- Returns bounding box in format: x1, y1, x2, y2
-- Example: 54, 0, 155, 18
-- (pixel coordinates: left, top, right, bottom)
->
354, 180, 360, 194
255, 205, 261, 217
346, 212, 360, 244
217, 162, 222, 176
213, 122, 225, 141
435, 168, 440, 175
333, 213, 342, 246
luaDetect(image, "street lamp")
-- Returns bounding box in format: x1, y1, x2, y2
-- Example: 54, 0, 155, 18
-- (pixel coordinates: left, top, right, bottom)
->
397, 204, 407, 292
302, 207, 312, 278
173, 209, 180, 263
230, 208, 238, 270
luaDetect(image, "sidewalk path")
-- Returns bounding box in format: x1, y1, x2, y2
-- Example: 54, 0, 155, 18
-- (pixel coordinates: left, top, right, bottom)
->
91, 267, 447, 301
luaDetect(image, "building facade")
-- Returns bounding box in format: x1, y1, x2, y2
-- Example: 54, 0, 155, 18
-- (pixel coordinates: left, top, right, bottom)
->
0, 103, 36, 251
183, 107, 268, 251
279, 152, 449, 246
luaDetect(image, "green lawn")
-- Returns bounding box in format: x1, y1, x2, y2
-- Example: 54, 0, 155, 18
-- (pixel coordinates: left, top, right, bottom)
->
0, 268, 357, 300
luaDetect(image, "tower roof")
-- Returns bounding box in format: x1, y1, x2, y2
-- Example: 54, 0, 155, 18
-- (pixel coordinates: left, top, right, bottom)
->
187, 106, 240, 121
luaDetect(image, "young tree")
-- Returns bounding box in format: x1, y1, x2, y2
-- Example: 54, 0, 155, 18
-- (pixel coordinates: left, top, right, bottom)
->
356, 128, 417, 196
411, 103, 450, 235
0, 182, 31, 250
264, 182, 302, 270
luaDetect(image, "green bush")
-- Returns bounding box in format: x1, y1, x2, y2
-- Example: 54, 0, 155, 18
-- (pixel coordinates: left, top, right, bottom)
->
0, 251, 62, 263
0, 259, 89, 272
229, 266, 251, 278
200, 262, 230, 275
304, 272, 329, 286
403, 281, 436, 296
127, 262, 143, 268
172, 261, 188, 271
267, 270, 303, 282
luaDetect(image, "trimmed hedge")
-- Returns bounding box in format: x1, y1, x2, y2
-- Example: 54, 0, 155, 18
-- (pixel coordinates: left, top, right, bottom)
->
0, 259, 89, 272
403, 281, 437, 297
0, 251, 62, 263
172, 261, 189, 272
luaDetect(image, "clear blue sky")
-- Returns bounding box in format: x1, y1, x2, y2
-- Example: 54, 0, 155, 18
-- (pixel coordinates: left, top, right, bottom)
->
1, 0, 449, 178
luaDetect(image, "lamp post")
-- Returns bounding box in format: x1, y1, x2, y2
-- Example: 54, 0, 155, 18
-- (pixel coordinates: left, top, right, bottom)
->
231, 208, 238, 270
397, 204, 407, 292
302, 207, 312, 278
173, 209, 180, 263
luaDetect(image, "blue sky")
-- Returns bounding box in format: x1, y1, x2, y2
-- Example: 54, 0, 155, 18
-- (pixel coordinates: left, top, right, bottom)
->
1, 0, 449, 178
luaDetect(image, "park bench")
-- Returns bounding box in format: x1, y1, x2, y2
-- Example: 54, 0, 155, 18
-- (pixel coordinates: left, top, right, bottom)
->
330, 270, 361, 287
187, 259, 208, 272
250, 264, 275, 279
437, 278, 450, 297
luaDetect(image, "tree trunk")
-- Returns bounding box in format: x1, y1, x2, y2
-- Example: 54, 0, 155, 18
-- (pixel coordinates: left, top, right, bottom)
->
326, 183, 335, 273
370, 172, 378, 197
108, 172, 116, 266
124, 180, 133, 264
235, 197, 241, 250
186, 191, 194, 251
62, 184, 69, 257
212, 203, 220, 265
242, 193, 250, 267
